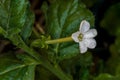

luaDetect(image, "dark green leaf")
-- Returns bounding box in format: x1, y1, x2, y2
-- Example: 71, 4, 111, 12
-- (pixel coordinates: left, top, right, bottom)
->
20, 4, 34, 40
60, 52, 93, 80
0, 53, 37, 80
0, 0, 37, 64
35, 66, 56, 80
0, 0, 34, 40
82, 0, 97, 8
44, 0, 94, 60
0, 65, 36, 80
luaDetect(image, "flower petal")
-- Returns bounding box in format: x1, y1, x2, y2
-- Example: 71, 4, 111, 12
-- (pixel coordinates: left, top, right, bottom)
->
83, 38, 96, 49
79, 20, 90, 33
84, 29, 97, 38
71, 31, 80, 42
79, 42, 87, 53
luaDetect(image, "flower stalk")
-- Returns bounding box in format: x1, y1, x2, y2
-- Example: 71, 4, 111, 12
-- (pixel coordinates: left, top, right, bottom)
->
32, 20, 97, 54
45, 36, 73, 44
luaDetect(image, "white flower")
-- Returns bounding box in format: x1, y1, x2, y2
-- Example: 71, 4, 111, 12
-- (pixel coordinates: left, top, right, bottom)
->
71, 20, 97, 53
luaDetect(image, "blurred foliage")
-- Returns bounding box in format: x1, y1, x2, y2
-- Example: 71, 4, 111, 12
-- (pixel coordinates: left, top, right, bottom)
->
101, 3, 120, 36
94, 2, 120, 80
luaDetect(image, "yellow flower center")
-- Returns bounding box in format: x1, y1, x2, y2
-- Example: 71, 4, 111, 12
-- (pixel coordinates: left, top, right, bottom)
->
78, 33, 83, 41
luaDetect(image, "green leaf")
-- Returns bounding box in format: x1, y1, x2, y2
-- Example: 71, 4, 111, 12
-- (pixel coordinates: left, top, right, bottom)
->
82, 0, 97, 8
0, 0, 37, 64
0, 0, 34, 40
94, 73, 120, 80
0, 53, 37, 80
59, 52, 93, 80
100, 3, 120, 36
94, 73, 114, 80
20, 4, 34, 40
44, 0, 94, 60
35, 66, 55, 80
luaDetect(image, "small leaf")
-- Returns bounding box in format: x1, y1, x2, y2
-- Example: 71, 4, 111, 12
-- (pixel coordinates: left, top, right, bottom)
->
44, 0, 94, 60
0, 53, 37, 80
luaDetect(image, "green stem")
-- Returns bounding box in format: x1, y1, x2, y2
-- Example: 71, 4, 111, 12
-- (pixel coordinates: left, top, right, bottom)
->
10, 35, 72, 80
22, 45, 72, 80
45, 36, 73, 44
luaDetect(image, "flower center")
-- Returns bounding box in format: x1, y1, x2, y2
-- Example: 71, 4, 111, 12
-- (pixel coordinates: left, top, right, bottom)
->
78, 33, 83, 41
